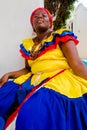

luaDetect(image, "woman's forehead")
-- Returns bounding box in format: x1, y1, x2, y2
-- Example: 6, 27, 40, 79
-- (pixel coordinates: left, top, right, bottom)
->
33, 10, 48, 16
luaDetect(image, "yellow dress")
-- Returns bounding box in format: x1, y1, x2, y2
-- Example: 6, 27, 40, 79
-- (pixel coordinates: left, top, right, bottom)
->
14, 28, 87, 98
15, 28, 87, 130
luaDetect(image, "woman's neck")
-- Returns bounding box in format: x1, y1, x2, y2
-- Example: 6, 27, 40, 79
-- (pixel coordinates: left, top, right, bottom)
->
36, 29, 52, 43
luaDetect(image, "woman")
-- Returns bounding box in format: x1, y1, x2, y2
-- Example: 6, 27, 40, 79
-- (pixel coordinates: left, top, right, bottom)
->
15, 7, 87, 130
1, 7, 87, 130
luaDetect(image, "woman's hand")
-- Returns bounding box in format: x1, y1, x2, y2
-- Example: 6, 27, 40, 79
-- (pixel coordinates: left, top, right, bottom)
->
0, 60, 31, 88
0, 73, 9, 87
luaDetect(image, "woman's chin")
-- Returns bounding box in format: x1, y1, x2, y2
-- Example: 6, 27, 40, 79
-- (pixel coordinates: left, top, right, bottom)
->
36, 26, 49, 33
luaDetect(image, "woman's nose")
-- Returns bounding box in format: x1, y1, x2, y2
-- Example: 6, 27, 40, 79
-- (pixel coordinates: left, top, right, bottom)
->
38, 13, 43, 18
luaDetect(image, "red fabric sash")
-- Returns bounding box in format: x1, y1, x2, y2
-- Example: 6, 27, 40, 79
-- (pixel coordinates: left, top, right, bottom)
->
4, 69, 65, 129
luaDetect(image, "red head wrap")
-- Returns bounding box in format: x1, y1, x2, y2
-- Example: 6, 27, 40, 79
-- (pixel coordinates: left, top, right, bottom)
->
30, 7, 53, 28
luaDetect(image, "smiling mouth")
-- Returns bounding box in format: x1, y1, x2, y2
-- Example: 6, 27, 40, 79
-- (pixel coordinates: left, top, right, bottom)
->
37, 20, 44, 24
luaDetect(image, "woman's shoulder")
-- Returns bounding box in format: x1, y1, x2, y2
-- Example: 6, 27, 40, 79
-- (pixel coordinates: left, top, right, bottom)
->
52, 27, 79, 45
54, 27, 70, 33
22, 38, 33, 45
20, 38, 34, 50
52, 27, 75, 36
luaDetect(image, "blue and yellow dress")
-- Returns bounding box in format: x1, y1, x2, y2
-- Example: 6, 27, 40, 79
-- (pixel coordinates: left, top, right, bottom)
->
15, 28, 87, 130
1, 28, 87, 130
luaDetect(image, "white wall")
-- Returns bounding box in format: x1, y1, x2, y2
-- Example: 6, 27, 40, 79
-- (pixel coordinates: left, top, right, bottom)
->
66, 3, 87, 59
0, 0, 44, 77
73, 3, 87, 59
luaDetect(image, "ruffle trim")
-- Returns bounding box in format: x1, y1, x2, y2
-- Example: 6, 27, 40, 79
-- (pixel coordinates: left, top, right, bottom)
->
20, 29, 79, 60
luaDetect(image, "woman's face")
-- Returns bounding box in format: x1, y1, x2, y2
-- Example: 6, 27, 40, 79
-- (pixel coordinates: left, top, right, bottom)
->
32, 10, 50, 32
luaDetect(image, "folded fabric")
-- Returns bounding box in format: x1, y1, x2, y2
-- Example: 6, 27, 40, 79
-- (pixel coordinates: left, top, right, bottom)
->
0, 117, 5, 130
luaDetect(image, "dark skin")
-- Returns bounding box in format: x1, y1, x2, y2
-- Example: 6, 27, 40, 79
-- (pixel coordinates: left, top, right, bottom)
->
32, 10, 52, 41
60, 40, 87, 79
0, 60, 30, 87
0, 10, 87, 87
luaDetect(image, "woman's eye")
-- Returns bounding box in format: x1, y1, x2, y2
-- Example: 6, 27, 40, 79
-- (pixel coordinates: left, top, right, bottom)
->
43, 15, 46, 17
34, 13, 47, 19
34, 15, 38, 18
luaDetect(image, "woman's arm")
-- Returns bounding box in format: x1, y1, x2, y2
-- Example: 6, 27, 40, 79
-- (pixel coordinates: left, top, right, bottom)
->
59, 40, 87, 80
0, 60, 31, 87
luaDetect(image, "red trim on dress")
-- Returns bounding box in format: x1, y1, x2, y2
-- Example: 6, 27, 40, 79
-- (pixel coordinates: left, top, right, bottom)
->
20, 35, 79, 60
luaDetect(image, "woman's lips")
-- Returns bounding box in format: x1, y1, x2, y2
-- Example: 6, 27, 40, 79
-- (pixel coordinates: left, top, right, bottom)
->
37, 20, 44, 24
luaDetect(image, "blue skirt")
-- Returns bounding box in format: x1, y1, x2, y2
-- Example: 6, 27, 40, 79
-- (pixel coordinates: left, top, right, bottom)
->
0, 78, 34, 119
0, 81, 19, 118
16, 87, 87, 130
